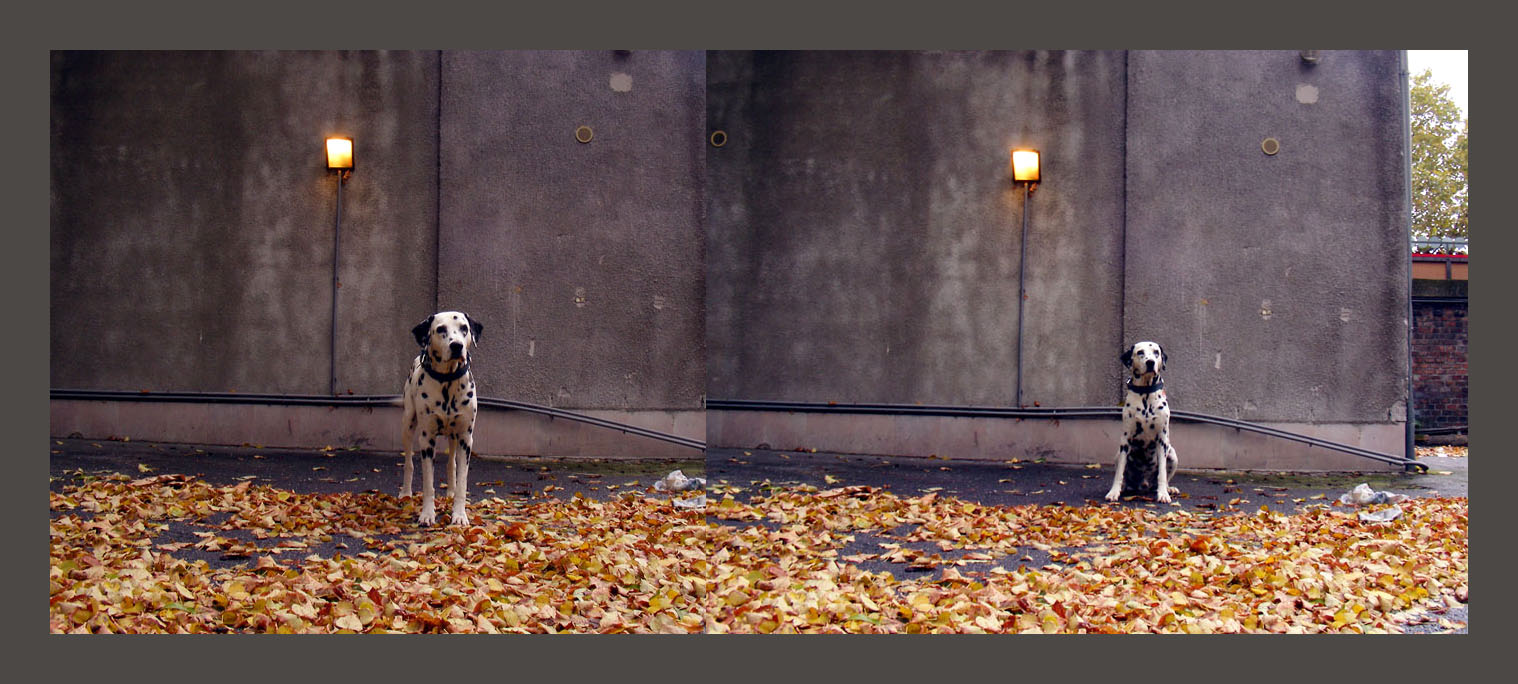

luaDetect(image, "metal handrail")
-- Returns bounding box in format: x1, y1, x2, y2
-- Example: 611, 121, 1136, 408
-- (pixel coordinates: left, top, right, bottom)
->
1411, 237, 1469, 255
50, 388, 706, 451
705, 398, 1425, 471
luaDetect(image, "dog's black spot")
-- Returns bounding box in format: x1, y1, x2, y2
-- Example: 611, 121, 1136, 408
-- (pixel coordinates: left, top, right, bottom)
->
420, 447, 434, 461
412, 316, 435, 347
421, 392, 428, 399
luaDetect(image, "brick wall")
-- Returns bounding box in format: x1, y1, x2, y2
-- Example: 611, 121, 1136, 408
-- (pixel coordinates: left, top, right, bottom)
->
1411, 299, 1468, 430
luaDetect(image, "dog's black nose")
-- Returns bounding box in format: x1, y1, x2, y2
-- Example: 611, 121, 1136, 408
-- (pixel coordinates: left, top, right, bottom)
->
1145, 360, 1155, 371
449, 342, 464, 357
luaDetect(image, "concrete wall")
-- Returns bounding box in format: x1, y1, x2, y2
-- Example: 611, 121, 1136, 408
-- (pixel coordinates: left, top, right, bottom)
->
52, 50, 1415, 467
52, 400, 702, 460
707, 50, 1411, 462
51, 51, 440, 396
51, 50, 706, 455
1123, 50, 1410, 425
707, 51, 1128, 407
438, 51, 706, 411
708, 410, 1401, 472
51, 50, 705, 412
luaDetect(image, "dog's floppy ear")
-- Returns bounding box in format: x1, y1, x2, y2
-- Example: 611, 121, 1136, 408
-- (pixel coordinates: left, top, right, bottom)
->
1119, 344, 1134, 368
411, 315, 434, 347
466, 314, 482, 342
1157, 344, 1166, 372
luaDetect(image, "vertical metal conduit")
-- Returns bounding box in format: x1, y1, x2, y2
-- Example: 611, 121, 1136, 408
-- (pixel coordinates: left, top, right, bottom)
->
1400, 50, 1417, 467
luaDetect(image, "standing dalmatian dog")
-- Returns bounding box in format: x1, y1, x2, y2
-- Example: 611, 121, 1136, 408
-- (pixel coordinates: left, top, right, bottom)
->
1105, 341, 1180, 503
400, 311, 482, 526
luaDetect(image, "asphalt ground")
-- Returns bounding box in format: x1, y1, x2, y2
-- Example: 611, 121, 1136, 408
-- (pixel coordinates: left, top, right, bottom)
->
705, 446, 1469, 633
706, 447, 1469, 510
48, 438, 703, 572
49, 437, 1466, 632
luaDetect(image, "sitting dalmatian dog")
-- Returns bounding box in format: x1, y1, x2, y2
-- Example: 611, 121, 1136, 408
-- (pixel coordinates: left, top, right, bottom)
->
400, 311, 482, 526
1104, 341, 1180, 503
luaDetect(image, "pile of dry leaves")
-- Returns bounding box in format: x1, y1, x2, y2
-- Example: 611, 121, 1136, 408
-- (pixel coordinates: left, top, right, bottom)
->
1415, 445, 1467, 459
50, 472, 1466, 633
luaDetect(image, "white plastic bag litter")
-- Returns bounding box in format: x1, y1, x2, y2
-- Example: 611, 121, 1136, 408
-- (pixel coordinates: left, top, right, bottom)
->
1338, 483, 1407, 506
671, 494, 707, 510
1358, 506, 1403, 523
653, 470, 706, 492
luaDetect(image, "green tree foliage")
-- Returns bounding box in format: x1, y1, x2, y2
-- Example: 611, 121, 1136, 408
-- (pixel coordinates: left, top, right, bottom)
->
1409, 69, 1468, 253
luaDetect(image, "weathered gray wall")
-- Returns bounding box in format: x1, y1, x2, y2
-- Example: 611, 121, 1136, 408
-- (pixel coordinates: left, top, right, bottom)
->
51, 50, 707, 413
706, 51, 1128, 406
51, 50, 440, 395
51, 49, 1412, 461
439, 51, 706, 410
1123, 50, 1410, 424
707, 50, 1409, 435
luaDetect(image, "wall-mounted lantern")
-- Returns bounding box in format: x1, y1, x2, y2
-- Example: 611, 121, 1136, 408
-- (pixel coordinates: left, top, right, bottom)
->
1011, 148, 1041, 407
326, 136, 354, 181
1011, 148, 1040, 188
325, 136, 353, 395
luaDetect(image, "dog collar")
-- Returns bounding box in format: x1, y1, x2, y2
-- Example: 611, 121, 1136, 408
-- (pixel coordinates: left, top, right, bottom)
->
1127, 377, 1164, 395
422, 357, 469, 383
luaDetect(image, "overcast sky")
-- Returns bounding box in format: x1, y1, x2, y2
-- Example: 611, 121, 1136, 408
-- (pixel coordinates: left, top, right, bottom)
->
1407, 50, 1468, 118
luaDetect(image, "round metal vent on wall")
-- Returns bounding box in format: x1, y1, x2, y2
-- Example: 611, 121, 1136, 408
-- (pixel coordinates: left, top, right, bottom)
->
575, 126, 594, 144
1261, 137, 1280, 155
710, 130, 728, 148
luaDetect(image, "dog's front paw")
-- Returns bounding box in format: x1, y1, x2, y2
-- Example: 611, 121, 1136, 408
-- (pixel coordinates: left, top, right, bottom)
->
418, 505, 436, 526
450, 510, 469, 526
1104, 487, 1122, 502
1157, 489, 1173, 504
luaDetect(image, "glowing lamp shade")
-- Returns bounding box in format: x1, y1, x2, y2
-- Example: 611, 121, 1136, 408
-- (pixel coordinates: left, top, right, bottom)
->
1011, 149, 1040, 183
326, 137, 354, 171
